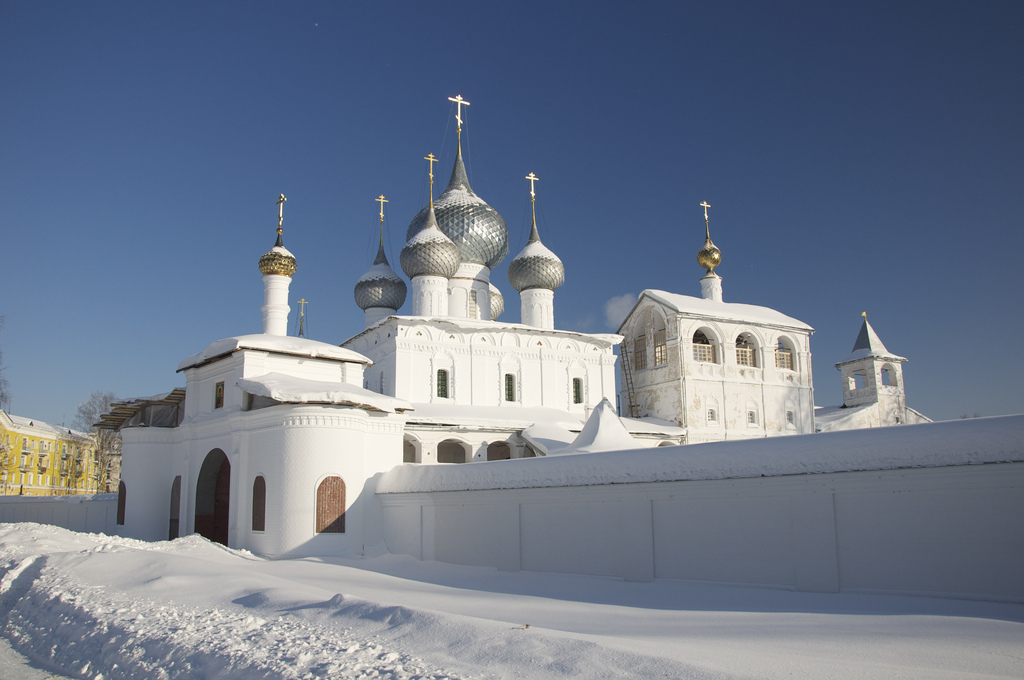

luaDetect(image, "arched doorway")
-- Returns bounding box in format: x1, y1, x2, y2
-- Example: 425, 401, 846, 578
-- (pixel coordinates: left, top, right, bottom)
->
195, 449, 230, 545
487, 442, 511, 461
437, 439, 468, 464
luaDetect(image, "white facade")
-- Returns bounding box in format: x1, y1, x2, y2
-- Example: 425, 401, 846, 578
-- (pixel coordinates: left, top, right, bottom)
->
619, 289, 815, 443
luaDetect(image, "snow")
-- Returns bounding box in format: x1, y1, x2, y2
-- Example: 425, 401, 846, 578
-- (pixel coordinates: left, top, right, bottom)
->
178, 334, 372, 372
524, 399, 640, 455
379, 414, 1024, 494
512, 239, 561, 263
238, 373, 413, 413
1, 522, 1022, 680
406, 403, 585, 430
344, 316, 622, 349
638, 289, 813, 330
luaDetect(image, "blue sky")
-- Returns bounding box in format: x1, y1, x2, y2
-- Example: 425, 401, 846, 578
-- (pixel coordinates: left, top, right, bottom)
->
2, 1, 1022, 426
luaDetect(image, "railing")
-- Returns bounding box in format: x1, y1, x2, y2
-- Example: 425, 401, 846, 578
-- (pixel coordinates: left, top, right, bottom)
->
736, 347, 756, 367
693, 344, 716, 363
775, 348, 794, 370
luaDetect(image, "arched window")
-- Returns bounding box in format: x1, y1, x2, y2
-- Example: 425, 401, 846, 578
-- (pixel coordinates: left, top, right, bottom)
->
735, 334, 757, 367
853, 370, 867, 390
633, 335, 647, 370
438, 439, 468, 464
252, 476, 266, 532
692, 331, 716, 363
116, 480, 126, 525
316, 476, 345, 533
881, 364, 896, 387
775, 338, 795, 370
469, 290, 479, 319
572, 377, 584, 404
505, 373, 516, 402
168, 476, 181, 540
437, 369, 449, 398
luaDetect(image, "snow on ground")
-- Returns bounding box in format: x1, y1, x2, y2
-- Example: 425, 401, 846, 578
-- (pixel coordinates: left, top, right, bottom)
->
2, 523, 1022, 680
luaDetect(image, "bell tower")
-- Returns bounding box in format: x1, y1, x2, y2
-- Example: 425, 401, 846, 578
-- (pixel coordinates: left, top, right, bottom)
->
835, 314, 908, 424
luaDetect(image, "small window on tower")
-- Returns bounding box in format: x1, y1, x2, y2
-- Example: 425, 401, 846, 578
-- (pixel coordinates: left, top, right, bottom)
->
214, 382, 225, 409
437, 369, 449, 399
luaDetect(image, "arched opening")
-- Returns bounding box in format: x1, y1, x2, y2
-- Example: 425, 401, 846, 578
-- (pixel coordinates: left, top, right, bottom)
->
853, 370, 867, 390
881, 364, 896, 387
437, 439, 468, 464
195, 448, 230, 546
487, 442, 511, 461
652, 313, 667, 366
252, 475, 266, 532
735, 333, 757, 367
692, 330, 717, 363
168, 476, 181, 539
775, 338, 795, 370
403, 438, 419, 463
657, 440, 676, 447
116, 480, 126, 526
316, 476, 345, 533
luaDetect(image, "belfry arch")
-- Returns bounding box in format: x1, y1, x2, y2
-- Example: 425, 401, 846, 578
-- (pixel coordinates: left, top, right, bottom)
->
194, 448, 231, 546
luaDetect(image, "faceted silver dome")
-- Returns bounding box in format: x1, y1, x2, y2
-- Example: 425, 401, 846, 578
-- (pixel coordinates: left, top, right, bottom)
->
406, 147, 508, 269
400, 204, 461, 279
508, 221, 564, 292
354, 243, 407, 311
489, 282, 504, 321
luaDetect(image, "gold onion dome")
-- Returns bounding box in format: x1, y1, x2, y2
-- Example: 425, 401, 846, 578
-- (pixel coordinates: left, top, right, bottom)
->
406, 146, 509, 269
508, 220, 565, 292
400, 204, 462, 279
489, 282, 504, 321
355, 241, 407, 311
697, 202, 721, 275
259, 233, 298, 277
259, 195, 298, 277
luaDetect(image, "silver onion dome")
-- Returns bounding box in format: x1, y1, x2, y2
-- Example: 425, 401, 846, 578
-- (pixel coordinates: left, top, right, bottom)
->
489, 282, 504, 320
354, 243, 407, 311
406, 147, 508, 269
508, 221, 564, 292
400, 204, 461, 279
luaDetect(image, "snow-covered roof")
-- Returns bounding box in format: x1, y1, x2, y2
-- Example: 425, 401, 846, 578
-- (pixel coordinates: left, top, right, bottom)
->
378, 414, 1024, 494
624, 289, 813, 332
3, 412, 92, 440
237, 373, 412, 413
178, 334, 372, 372
96, 388, 186, 430
524, 399, 641, 455
836, 318, 906, 365
343, 316, 622, 348
405, 403, 585, 430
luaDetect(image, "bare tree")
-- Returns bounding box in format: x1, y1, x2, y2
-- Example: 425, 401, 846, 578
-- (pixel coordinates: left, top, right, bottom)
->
74, 391, 122, 493
0, 315, 10, 412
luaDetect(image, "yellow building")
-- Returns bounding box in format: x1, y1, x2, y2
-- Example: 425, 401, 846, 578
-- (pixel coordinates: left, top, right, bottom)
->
0, 410, 107, 496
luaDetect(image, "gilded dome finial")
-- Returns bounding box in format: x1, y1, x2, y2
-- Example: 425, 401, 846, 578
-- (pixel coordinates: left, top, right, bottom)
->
424, 153, 438, 209
258, 193, 297, 277
696, 200, 722, 275
448, 94, 470, 153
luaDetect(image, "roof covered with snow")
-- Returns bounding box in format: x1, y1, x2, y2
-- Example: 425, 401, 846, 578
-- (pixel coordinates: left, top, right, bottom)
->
237, 373, 411, 413
378, 414, 1024, 494
344, 316, 622, 348
178, 334, 372, 372
627, 289, 813, 332
837, 317, 906, 365
1, 411, 92, 440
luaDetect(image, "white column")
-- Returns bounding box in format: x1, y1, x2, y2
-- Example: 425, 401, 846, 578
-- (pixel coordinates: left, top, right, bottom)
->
520, 288, 554, 329
261, 274, 291, 336
448, 263, 491, 320
410, 275, 449, 317
700, 274, 723, 302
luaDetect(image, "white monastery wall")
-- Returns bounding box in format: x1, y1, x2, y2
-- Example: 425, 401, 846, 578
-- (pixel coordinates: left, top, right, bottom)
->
0, 494, 118, 534
377, 416, 1024, 601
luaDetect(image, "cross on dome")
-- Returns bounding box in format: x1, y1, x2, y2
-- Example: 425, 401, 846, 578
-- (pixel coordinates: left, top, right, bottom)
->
276, 194, 287, 236
424, 153, 438, 206
448, 95, 470, 131
526, 172, 539, 200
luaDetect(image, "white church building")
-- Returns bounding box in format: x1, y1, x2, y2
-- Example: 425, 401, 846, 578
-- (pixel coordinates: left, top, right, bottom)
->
107, 104, 681, 556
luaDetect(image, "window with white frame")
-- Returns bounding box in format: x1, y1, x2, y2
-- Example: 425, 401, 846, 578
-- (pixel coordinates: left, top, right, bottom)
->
775, 339, 794, 370
692, 331, 716, 363
633, 336, 647, 370
736, 334, 756, 367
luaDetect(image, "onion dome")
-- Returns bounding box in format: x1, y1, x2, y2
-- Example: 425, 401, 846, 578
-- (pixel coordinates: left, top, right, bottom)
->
406, 146, 508, 269
259, 194, 298, 276
697, 201, 721, 275
489, 283, 504, 320
400, 204, 461, 279
354, 241, 407, 311
508, 220, 565, 292
258, 236, 298, 277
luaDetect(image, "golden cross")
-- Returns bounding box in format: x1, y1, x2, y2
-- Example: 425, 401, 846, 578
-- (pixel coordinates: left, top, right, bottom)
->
297, 298, 308, 338
448, 94, 470, 132
376, 194, 388, 223
700, 201, 711, 222
276, 194, 287, 234
424, 153, 438, 183
298, 298, 308, 314
525, 172, 539, 200
862, 311, 867, 319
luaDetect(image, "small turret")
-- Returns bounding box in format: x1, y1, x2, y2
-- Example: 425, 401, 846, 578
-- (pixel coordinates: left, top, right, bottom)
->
508, 173, 563, 329
355, 195, 407, 328
260, 194, 297, 336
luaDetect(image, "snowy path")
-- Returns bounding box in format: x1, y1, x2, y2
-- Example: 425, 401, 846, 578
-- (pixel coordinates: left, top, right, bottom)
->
1, 523, 1022, 679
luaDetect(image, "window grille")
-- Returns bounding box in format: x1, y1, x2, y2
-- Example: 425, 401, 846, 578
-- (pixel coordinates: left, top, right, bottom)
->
437, 369, 449, 398
634, 336, 647, 370
505, 373, 516, 402
572, 378, 583, 404
747, 410, 758, 425
736, 336, 756, 367
653, 330, 667, 365
707, 408, 717, 423
775, 345, 794, 370
692, 331, 716, 363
